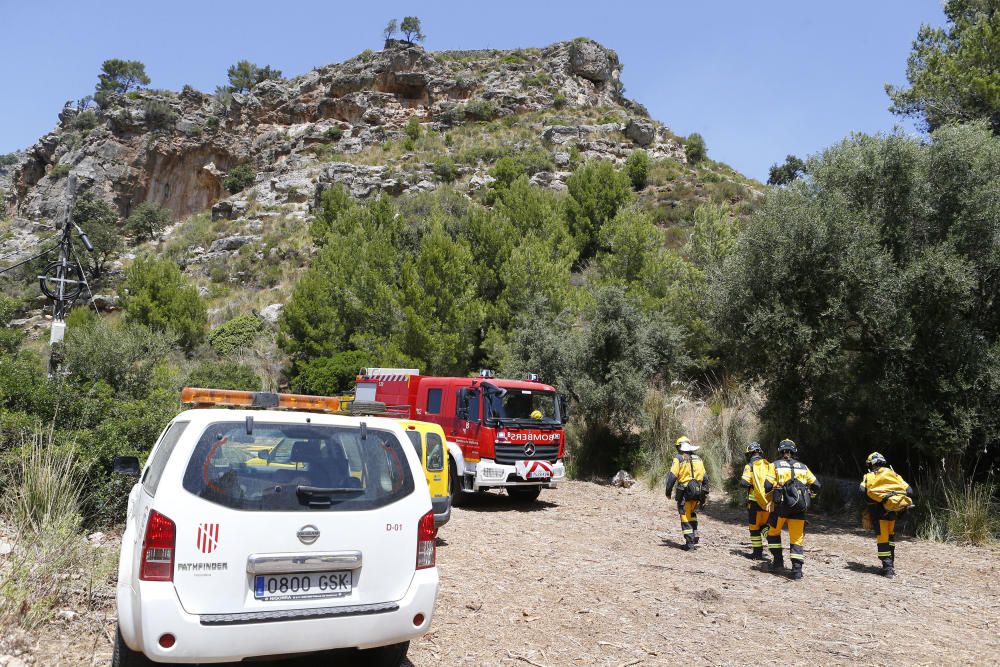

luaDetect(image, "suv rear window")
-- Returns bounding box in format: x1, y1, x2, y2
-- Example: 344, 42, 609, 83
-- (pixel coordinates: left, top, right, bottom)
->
182, 422, 414, 511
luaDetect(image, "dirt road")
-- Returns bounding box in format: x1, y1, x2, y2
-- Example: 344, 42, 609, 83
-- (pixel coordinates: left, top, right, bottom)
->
20, 481, 1000, 666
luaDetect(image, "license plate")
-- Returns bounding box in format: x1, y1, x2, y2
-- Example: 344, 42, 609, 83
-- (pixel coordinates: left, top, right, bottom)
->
253, 570, 352, 601
528, 469, 551, 479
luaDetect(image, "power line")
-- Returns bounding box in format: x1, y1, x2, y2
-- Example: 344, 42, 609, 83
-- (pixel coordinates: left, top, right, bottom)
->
0, 244, 59, 276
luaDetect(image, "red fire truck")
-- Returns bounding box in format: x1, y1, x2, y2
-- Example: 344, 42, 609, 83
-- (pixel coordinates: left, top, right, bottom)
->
354, 368, 568, 503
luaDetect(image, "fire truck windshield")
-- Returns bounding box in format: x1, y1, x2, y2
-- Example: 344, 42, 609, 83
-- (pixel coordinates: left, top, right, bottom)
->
484, 389, 560, 425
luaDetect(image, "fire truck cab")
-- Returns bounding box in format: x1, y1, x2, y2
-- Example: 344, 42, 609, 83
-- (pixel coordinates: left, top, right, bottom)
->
355, 369, 568, 503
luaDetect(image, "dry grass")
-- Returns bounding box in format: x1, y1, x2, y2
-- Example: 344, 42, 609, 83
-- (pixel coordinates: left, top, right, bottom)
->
0, 429, 113, 630
640, 379, 762, 496
918, 478, 999, 546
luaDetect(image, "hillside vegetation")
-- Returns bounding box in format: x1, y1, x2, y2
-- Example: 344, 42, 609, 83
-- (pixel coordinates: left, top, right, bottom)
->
2, 2, 1000, 636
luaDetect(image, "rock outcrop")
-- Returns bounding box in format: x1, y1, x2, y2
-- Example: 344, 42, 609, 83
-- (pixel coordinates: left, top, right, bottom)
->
2, 38, 686, 260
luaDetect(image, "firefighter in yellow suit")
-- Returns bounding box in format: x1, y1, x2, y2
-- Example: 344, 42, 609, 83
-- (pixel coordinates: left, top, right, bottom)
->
739, 442, 772, 560
664, 436, 709, 551
860, 452, 913, 578
764, 439, 820, 580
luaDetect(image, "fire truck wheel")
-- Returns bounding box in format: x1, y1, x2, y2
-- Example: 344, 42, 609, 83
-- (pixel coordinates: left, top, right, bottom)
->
449, 461, 467, 507
507, 486, 541, 503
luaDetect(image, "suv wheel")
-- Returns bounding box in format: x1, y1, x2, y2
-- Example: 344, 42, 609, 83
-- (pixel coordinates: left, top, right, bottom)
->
508, 486, 541, 503
357, 641, 409, 667
112, 625, 154, 667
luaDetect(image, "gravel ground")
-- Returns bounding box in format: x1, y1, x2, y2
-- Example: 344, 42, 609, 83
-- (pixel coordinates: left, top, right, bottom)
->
14, 481, 1000, 666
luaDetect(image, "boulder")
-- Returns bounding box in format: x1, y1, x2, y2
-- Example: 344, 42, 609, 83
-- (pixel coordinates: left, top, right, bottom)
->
611, 470, 636, 488
625, 119, 656, 147
569, 40, 614, 82
260, 303, 284, 323
89, 294, 118, 312
541, 125, 580, 145
207, 235, 256, 253
211, 200, 235, 221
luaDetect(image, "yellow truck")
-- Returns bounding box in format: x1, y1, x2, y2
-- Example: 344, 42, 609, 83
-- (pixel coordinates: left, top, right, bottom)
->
399, 420, 451, 528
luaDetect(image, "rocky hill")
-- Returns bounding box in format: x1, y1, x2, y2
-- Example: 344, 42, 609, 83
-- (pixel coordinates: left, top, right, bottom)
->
5, 39, 684, 225
1, 38, 759, 335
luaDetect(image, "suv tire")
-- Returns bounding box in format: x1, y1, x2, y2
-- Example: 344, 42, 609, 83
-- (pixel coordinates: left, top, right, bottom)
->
508, 486, 541, 503
112, 625, 154, 667
357, 641, 409, 667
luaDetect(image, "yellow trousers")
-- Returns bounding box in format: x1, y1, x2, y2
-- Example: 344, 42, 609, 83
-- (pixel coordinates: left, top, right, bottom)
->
748, 506, 769, 548
767, 516, 805, 561
877, 519, 896, 560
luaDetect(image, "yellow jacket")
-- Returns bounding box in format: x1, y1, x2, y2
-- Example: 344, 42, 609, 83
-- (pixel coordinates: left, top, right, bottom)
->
664, 454, 709, 498
740, 455, 773, 510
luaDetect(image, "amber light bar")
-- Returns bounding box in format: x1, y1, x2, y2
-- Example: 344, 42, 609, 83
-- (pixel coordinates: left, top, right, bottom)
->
180, 387, 342, 413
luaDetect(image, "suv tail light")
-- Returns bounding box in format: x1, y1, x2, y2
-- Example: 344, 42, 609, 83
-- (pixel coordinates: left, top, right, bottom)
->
416, 510, 435, 569
140, 510, 176, 581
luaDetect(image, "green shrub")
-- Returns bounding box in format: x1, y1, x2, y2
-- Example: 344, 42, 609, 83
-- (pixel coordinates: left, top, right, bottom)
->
405, 116, 422, 141
432, 156, 458, 183
186, 360, 261, 391
522, 72, 551, 88
291, 351, 372, 395
310, 185, 355, 245
205, 116, 221, 132
0, 152, 19, 167
125, 201, 172, 242
464, 99, 498, 121
63, 319, 175, 398
223, 164, 255, 193
565, 160, 634, 260
119, 256, 207, 352
0, 295, 24, 353
71, 109, 98, 131
626, 149, 650, 190
553, 93, 568, 109
325, 125, 343, 141
685, 132, 707, 163
143, 100, 177, 129
208, 313, 265, 355
50, 163, 72, 178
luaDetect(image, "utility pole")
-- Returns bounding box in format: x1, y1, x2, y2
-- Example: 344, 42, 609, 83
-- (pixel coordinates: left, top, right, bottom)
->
38, 175, 93, 375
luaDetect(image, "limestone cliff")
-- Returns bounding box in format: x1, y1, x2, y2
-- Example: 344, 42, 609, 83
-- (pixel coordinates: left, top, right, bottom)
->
4, 39, 682, 230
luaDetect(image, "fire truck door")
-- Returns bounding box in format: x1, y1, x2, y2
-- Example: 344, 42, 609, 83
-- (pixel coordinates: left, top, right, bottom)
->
454, 388, 481, 456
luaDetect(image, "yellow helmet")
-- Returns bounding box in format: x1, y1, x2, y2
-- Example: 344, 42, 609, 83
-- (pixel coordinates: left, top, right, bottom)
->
530, 409, 543, 419
866, 451, 887, 470
675, 436, 699, 452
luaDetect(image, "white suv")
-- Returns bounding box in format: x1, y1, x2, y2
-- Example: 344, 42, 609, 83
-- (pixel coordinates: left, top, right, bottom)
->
113, 397, 438, 665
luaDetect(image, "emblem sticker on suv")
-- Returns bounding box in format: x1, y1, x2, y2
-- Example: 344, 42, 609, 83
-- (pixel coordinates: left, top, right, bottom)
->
297, 525, 320, 545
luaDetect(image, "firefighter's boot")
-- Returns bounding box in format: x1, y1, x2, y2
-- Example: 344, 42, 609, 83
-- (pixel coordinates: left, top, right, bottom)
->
750, 546, 765, 560
769, 553, 784, 571
881, 557, 895, 578
791, 560, 803, 580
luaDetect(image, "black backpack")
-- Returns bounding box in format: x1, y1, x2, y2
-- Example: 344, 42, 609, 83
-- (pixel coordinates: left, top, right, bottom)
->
781, 476, 811, 513
681, 455, 705, 501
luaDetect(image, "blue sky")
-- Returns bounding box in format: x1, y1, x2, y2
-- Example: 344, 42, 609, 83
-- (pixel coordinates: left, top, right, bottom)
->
0, 0, 945, 181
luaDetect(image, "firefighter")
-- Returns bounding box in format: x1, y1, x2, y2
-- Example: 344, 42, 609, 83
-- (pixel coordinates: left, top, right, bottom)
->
739, 442, 772, 560
860, 452, 913, 578
764, 439, 820, 580
664, 436, 709, 551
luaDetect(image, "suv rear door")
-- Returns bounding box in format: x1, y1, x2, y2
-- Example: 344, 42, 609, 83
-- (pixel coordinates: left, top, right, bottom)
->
159, 416, 428, 615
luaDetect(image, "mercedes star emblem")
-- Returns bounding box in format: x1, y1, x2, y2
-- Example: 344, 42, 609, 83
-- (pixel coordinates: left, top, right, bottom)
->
524, 443, 536, 457
297, 524, 320, 545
